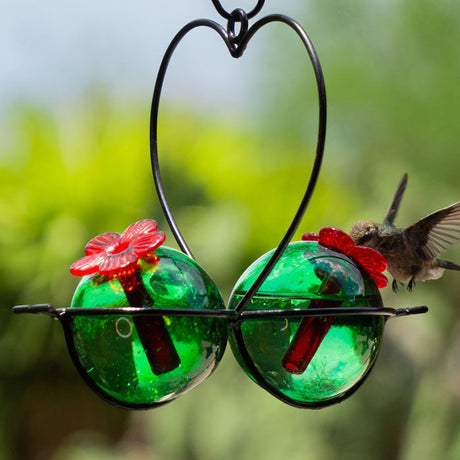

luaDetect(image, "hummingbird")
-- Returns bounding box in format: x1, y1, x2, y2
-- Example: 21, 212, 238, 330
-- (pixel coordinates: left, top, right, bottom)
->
350, 173, 460, 292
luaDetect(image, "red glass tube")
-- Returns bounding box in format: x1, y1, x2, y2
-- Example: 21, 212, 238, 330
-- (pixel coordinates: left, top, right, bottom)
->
118, 270, 181, 375
281, 271, 342, 374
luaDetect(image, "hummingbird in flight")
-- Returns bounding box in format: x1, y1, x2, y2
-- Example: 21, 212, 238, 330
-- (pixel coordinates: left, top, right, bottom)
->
350, 173, 460, 292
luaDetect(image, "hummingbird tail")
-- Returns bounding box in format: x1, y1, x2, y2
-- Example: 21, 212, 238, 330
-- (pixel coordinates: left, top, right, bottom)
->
437, 259, 460, 271
383, 173, 408, 226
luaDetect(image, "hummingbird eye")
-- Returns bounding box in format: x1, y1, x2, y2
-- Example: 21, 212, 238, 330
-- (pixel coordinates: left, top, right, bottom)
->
378, 240, 393, 251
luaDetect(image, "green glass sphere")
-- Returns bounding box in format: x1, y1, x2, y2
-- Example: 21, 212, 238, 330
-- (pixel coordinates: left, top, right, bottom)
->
70, 246, 228, 407
229, 241, 385, 407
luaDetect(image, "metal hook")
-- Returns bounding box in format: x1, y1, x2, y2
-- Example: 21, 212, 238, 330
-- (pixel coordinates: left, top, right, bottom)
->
211, 0, 265, 20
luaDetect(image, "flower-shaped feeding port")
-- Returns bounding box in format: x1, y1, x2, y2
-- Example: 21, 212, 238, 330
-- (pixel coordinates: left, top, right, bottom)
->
15, 220, 229, 409
228, 228, 393, 408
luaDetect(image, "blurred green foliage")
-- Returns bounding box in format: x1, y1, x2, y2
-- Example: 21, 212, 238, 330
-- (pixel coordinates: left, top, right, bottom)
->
1, 0, 460, 459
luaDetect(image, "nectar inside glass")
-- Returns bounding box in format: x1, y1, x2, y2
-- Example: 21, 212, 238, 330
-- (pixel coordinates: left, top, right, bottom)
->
69, 246, 228, 408
229, 241, 385, 407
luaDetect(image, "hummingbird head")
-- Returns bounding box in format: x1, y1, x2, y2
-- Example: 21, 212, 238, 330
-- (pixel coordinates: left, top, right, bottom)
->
349, 220, 380, 248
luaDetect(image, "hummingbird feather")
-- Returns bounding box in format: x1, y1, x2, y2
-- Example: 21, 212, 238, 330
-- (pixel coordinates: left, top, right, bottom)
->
383, 173, 408, 226
405, 202, 460, 260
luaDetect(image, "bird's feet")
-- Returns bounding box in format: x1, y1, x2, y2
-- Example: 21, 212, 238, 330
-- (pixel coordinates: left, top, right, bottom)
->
407, 279, 416, 292
392, 279, 400, 293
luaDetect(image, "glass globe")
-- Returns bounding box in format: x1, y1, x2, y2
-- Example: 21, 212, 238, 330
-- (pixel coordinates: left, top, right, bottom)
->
229, 241, 385, 407
70, 247, 228, 407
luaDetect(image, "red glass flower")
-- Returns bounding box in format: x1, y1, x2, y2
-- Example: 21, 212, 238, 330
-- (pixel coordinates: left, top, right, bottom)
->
302, 227, 388, 288
70, 219, 166, 277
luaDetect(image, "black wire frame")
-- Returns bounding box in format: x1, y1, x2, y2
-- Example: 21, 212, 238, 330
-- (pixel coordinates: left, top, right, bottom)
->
12, 304, 429, 319
149, 13, 326, 315
12, 303, 428, 409
11, 8, 430, 410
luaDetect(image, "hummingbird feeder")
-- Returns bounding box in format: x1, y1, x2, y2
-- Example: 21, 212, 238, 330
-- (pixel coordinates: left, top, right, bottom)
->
12, 0, 428, 410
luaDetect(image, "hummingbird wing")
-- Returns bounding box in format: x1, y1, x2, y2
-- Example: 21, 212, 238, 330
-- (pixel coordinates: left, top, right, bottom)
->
383, 173, 408, 226
404, 202, 460, 260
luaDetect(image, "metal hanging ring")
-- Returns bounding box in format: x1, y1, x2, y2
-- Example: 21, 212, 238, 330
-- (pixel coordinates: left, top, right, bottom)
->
211, 0, 265, 20
227, 9, 249, 44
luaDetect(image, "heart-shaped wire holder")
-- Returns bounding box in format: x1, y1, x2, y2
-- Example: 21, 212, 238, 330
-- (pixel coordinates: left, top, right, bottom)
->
13, 0, 428, 410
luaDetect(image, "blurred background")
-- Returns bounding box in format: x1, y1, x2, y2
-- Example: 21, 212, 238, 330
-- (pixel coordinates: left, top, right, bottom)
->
1, 0, 460, 458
